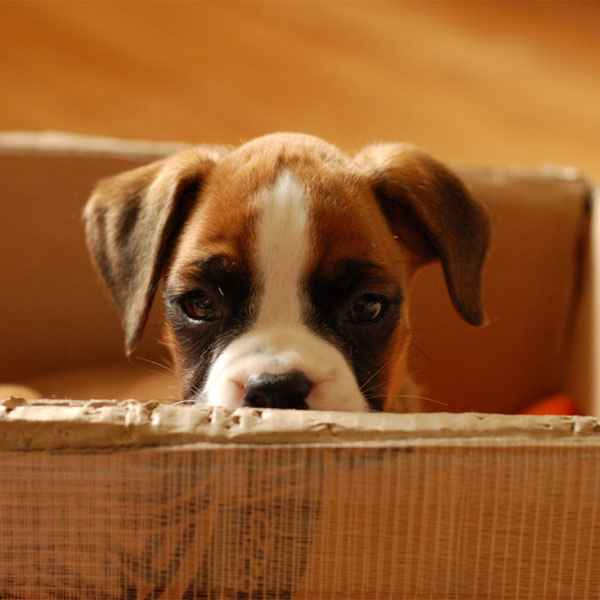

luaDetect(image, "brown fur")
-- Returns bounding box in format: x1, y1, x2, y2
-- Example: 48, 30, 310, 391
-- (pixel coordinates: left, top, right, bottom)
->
84, 133, 490, 411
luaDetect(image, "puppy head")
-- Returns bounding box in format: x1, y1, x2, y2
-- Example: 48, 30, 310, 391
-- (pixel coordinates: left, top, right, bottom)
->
84, 133, 490, 412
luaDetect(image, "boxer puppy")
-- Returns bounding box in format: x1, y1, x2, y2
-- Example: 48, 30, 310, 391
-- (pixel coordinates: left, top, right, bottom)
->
84, 133, 490, 412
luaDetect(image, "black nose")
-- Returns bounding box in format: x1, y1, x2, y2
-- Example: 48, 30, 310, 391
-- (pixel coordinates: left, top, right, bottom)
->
243, 370, 313, 409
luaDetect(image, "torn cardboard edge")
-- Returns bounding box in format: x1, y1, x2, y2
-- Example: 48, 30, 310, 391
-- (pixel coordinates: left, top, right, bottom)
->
1, 398, 599, 452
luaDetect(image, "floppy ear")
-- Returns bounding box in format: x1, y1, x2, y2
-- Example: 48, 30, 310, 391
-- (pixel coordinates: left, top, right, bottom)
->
83, 147, 221, 354
355, 144, 491, 326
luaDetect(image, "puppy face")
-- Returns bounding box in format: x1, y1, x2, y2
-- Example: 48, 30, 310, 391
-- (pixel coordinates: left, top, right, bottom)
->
85, 133, 490, 412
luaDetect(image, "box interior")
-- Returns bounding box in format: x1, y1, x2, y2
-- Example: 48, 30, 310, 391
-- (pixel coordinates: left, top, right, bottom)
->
0, 132, 595, 415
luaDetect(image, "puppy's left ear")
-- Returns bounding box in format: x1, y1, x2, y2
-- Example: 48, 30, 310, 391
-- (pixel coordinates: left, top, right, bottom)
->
355, 144, 491, 326
84, 148, 221, 354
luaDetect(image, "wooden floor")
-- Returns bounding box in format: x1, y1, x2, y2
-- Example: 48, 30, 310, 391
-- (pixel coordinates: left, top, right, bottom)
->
2, 1, 599, 178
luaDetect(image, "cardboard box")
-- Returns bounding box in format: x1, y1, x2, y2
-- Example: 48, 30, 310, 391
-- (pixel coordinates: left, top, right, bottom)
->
1, 132, 599, 599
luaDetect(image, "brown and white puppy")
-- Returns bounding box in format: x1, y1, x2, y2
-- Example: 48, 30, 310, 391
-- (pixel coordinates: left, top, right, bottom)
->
84, 133, 490, 412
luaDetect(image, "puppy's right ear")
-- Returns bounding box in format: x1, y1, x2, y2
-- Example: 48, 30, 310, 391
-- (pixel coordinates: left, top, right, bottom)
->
355, 144, 491, 327
84, 148, 221, 354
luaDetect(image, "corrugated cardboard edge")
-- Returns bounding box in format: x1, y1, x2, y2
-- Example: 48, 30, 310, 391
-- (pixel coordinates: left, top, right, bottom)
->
1, 399, 599, 452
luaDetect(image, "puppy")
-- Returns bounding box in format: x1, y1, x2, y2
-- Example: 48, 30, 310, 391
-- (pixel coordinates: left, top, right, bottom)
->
84, 133, 489, 412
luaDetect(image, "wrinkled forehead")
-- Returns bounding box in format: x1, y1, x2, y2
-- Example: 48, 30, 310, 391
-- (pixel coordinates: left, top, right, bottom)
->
168, 146, 404, 287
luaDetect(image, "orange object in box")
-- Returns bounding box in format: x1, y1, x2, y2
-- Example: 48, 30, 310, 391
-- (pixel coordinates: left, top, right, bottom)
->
521, 394, 579, 415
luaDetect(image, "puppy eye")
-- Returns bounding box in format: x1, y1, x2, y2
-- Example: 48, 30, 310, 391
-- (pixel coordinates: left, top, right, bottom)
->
180, 293, 223, 322
349, 295, 385, 323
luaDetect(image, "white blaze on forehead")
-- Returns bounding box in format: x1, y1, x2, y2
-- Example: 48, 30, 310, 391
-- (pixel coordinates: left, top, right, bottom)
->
255, 171, 308, 326
200, 169, 369, 411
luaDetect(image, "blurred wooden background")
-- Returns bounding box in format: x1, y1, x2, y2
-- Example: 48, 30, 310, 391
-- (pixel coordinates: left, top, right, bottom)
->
1, 1, 599, 178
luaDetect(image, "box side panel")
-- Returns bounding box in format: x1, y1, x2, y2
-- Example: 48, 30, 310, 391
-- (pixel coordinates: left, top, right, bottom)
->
0, 443, 599, 600
565, 187, 599, 415
0, 151, 170, 382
